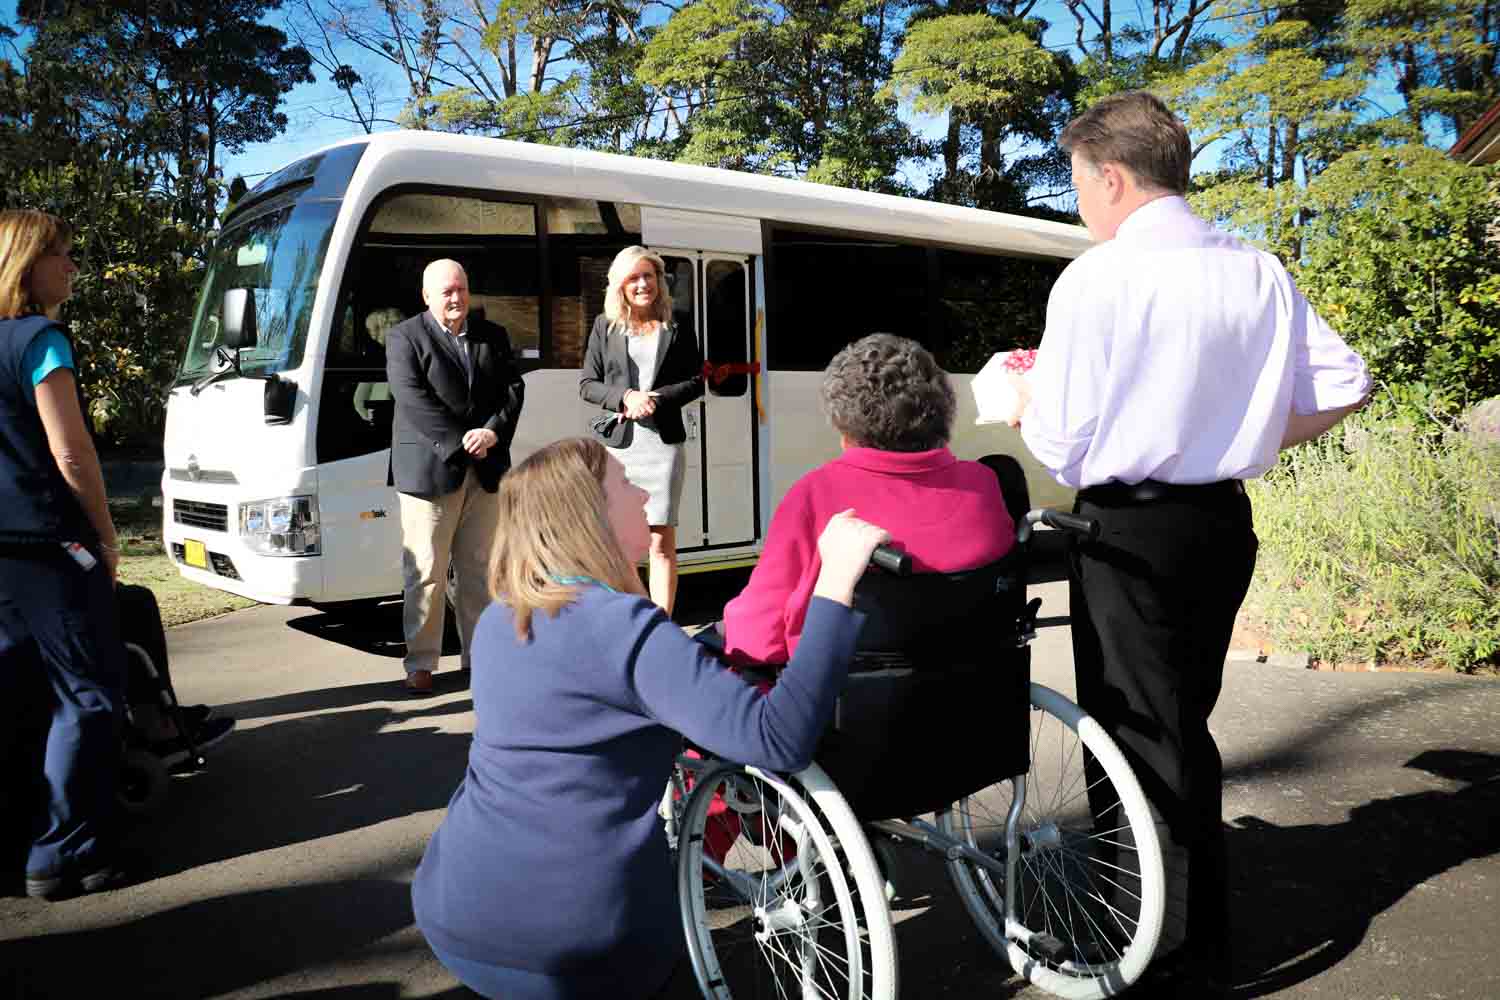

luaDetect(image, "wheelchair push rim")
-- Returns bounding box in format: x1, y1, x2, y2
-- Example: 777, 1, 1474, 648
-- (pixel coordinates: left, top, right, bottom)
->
677, 762, 897, 1000
938, 682, 1166, 999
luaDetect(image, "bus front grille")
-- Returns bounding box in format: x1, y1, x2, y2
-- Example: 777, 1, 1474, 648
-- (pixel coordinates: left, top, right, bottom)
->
173, 499, 229, 533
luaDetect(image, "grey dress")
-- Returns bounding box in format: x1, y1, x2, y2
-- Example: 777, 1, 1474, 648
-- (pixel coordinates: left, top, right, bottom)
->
620, 328, 687, 526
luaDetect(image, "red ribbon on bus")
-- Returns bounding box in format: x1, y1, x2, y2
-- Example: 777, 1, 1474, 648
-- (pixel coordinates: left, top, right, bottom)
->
701, 361, 762, 387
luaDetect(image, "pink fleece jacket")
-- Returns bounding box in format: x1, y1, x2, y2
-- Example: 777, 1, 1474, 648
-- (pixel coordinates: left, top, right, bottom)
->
721, 446, 1016, 665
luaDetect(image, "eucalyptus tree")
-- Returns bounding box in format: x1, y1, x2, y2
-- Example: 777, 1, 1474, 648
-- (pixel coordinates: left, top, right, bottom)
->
638, 0, 923, 190
18, 0, 313, 237
886, 4, 1075, 211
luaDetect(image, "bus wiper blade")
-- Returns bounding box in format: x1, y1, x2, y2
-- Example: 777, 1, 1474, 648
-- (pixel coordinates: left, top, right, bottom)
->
190, 348, 239, 396
189, 368, 235, 396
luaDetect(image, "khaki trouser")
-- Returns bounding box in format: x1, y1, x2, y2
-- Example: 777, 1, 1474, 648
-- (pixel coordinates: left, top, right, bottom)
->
398, 467, 499, 674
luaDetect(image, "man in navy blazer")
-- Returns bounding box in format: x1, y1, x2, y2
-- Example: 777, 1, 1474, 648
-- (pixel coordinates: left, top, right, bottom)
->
386, 259, 525, 694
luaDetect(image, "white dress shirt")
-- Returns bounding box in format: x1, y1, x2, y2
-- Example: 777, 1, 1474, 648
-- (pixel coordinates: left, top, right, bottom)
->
1021, 196, 1370, 489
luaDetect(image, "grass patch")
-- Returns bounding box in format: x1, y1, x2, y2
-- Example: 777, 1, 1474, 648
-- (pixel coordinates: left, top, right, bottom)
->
111, 493, 256, 627
1242, 404, 1500, 673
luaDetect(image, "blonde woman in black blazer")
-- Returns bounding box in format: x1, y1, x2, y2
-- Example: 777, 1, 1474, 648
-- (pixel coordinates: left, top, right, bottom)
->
579, 246, 704, 614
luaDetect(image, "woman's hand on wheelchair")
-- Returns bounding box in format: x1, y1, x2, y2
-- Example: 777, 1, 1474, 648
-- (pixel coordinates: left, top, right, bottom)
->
813, 509, 891, 606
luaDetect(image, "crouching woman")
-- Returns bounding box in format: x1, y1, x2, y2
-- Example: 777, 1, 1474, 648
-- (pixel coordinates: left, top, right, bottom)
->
412, 437, 887, 1000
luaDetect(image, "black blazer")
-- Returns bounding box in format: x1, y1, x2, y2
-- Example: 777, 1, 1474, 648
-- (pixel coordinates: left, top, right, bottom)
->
386, 313, 526, 497
579, 315, 704, 447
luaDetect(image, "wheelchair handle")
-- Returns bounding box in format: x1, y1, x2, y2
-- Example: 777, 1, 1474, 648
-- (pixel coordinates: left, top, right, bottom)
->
1016, 508, 1102, 545
870, 544, 912, 576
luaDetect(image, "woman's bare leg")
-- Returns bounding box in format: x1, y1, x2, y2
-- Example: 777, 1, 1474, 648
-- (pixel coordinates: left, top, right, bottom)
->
648, 524, 678, 615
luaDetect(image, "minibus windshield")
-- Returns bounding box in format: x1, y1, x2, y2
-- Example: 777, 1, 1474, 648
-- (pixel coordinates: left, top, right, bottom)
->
177, 189, 339, 385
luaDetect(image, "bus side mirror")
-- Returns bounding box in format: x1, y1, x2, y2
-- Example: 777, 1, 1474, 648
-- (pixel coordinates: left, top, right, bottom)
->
222, 289, 259, 350
264, 375, 295, 425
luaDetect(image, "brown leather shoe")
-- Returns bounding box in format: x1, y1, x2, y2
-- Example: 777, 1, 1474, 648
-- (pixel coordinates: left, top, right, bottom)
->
403, 669, 434, 696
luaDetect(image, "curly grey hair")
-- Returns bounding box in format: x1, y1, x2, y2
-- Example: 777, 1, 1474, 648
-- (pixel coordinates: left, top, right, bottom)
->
820, 334, 955, 452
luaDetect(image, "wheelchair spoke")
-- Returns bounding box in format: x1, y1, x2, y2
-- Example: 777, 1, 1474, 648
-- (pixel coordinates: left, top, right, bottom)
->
683, 765, 887, 1000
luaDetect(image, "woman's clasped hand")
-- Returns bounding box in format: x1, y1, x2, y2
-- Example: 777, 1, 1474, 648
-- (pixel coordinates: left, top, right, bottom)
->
621, 387, 658, 420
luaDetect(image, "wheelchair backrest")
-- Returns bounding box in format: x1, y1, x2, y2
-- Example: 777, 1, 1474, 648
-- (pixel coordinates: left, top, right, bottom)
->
848, 452, 1030, 661
850, 548, 1026, 661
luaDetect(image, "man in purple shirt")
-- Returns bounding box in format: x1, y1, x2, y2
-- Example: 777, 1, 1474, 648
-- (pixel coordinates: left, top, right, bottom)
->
1009, 92, 1370, 993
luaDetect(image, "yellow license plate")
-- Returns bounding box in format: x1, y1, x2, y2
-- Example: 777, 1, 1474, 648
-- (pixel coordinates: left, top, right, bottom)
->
184, 539, 208, 569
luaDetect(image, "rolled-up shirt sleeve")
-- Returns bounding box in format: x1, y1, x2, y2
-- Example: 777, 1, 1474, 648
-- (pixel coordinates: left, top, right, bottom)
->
1288, 277, 1372, 415
1020, 260, 1110, 489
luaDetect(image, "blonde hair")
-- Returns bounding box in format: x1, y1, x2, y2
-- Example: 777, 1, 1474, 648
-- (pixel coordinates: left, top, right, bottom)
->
603, 246, 673, 328
0, 210, 72, 319
489, 437, 647, 639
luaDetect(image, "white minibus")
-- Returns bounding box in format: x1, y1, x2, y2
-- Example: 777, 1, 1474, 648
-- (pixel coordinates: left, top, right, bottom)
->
161, 132, 1090, 606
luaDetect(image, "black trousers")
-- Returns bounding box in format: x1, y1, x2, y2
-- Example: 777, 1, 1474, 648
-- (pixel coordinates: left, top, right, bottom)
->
1068, 486, 1257, 962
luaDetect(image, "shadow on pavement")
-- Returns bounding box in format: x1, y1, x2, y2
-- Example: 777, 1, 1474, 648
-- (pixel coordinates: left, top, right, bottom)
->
1228, 748, 1500, 996
115, 700, 473, 881
274, 989, 479, 999
221, 670, 472, 723
286, 601, 462, 660
0, 879, 433, 999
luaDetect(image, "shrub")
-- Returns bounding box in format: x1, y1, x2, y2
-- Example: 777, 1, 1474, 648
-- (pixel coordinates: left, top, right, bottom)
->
1243, 400, 1500, 673
1295, 146, 1500, 415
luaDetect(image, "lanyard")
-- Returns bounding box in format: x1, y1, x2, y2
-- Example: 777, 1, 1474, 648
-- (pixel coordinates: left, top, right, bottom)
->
551, 574, 618, 593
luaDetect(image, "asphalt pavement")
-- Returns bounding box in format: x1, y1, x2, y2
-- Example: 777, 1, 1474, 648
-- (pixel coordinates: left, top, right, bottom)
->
2, 570, 1497, 1000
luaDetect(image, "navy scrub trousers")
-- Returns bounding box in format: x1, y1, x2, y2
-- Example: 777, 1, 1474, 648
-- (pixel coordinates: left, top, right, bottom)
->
1, 545, 125, 879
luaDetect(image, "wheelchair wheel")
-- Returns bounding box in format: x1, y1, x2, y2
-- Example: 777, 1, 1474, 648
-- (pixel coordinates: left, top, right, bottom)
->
678, 762, 897, 1000
937, 683, 1165, 999
118, 747, 170, 816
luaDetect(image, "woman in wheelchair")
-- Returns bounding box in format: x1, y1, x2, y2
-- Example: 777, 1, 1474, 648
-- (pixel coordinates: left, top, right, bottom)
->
719, 333, 1016, 667
410, 437, 890, 1000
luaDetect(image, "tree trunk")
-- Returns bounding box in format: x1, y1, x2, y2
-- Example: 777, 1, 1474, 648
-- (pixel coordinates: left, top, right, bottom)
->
943, 113, 961, 185
1281, 116, 1301, 260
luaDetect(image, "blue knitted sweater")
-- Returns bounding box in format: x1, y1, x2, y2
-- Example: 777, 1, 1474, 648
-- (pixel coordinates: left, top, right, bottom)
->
412, 585, 863, 991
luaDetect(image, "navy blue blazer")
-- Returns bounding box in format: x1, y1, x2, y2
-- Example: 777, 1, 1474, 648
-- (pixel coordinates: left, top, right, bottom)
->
385, 313, 525, 497
578, 315, 704, 447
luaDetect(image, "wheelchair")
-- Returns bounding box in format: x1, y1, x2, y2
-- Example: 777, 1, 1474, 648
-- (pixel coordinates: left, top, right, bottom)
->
116, 584, 228, 816
667, 457, 1166, 1000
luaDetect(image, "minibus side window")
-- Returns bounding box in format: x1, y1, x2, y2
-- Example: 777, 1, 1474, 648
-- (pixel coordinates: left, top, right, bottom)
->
544, 198, 644, 369
766, 231, 931, 372
934, 249, 1064, 373
319, 191, 542, 463
704, 259, 749, 397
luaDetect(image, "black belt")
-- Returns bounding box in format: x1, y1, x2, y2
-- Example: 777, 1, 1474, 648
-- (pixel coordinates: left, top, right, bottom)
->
1078, 478, 1245, 505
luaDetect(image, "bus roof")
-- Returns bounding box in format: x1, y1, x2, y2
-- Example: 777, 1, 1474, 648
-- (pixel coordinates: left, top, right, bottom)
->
286, 131, 1093, 260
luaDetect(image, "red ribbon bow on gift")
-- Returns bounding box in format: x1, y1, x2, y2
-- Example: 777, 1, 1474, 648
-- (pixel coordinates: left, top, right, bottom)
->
701, 361, 762, 386
1001, 349, 1037, 373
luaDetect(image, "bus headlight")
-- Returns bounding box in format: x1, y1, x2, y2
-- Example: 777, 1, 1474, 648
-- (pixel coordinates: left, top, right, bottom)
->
239, 495, 320, 556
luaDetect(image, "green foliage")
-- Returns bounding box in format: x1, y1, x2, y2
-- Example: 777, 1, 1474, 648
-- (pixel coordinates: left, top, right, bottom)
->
1, 152, 201, 445
1, 0, 305, 447
429, 80, 585, 143
639, 0, 922, 187
1343, 0, 1500, 136
1294, 146, 1500, 411
1244, 401, 1500, 672
886, 14, 1061, 117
